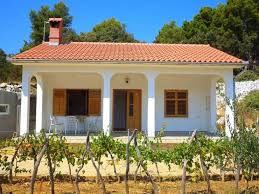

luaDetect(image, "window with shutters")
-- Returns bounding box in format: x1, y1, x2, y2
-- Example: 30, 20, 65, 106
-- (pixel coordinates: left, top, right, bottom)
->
88, 89, 101, 116
53, 89, 101, 116
164, 90, 188, 117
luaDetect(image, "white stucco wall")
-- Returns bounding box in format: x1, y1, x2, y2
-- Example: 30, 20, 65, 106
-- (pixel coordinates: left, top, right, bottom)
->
155, 75, 211, 131
41, 72, 213, 132
42, 73, 148, 132
19, 63, 236, 136
42, 73, 103, 131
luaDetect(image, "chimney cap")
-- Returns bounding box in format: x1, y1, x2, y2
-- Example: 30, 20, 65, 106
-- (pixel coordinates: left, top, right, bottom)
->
48, 18, 63, 22
48, 18, 63, 45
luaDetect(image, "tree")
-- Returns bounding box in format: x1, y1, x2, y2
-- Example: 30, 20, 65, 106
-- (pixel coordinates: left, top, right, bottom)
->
155, 21, 186, 43
222, 0, 259, 64
79, 18, 137, 42
242, 90, 259, 111
0, 49, 21, 82
155, 0, 259, 67
21, 2, 75, 52
182, 7, 216, 44
62, 28, 80, 43
235, 70, 259, 81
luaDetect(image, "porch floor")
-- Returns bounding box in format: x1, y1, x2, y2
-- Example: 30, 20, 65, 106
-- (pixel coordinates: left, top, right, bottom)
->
62, 130, 219, 144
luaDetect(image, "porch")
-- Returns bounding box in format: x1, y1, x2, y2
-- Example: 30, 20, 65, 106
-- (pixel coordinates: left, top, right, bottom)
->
19, 65, 235, 138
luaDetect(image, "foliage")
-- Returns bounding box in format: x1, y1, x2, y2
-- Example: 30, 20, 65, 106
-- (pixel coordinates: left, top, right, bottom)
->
236, 70, 259, 81
155, 0, 259, 65
155, 21, 185, 43
46, 133, 68, 173
0, 49, 21, 82
211, 137, 233, 172
235, 90, 259, 128
237, 128, 259, 181
3, 0, 258, 82
0, 123, 259, 193
79, 18, 137, 43
22, 3, 138, 52
21, 2, 74, 52
241, 90, 259, 111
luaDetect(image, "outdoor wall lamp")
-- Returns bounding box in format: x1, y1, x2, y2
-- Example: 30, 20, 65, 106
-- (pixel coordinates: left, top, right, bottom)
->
125, 77, 129, 84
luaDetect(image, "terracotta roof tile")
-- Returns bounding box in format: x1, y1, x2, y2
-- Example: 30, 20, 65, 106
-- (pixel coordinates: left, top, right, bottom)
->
12, 42, 244, 64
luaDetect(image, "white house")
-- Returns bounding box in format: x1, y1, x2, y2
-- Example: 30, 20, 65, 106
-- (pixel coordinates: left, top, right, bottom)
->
11, 18, 245, 137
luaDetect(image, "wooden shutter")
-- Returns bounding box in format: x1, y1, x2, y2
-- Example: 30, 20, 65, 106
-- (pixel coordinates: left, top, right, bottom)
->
88, 89, 101, 116
53, 89, 66, 116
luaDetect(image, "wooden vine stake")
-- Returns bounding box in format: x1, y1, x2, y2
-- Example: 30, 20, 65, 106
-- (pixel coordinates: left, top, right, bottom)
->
0, 182, 2, 194
46, 137, 55, 194
235, 162, 241, 194
74, 146, 87, 194
133, 132, 158, 194
67, 159, 74, 186
155, 162, 162, 183
181, 130, 197, 194
198, 149, 212, 194
125, 129, 137, 194
85, 131, 107, 194
134, 162, 141, 183
193, 133, 212, 194
108, 150, 120, 182
9, 136, 26, 184
30, 139, 48, 194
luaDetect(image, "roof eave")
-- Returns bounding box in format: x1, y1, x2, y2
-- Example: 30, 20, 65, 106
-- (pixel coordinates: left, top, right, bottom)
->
10, 58, 246, 68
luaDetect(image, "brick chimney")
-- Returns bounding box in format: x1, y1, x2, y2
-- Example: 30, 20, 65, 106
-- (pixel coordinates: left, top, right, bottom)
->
48, 18, 63, 45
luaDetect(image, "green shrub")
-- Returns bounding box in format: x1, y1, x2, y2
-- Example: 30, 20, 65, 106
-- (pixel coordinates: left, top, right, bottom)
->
242, 90, 259, 111
235, 70, 259, 82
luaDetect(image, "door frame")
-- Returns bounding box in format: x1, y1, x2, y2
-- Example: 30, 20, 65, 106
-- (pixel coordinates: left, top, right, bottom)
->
112, 89, 142, 131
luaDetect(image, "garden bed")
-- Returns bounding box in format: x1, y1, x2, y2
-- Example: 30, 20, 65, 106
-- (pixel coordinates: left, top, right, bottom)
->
1, 128, 259, 194
2, 177, 259, 194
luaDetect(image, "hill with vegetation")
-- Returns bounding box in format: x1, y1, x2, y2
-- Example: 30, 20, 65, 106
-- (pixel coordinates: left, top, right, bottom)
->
1, 0, 259, 82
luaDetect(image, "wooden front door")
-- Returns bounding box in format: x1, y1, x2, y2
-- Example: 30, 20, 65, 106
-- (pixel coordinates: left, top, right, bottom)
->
113, 90, 141, 131
126, 90, 141, 130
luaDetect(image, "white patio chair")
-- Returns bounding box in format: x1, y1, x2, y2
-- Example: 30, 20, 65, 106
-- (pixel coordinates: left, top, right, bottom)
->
86, 117, 100, 133
75, 116, 86, 135
66, 116, 79, 135
49, 115, 65, 134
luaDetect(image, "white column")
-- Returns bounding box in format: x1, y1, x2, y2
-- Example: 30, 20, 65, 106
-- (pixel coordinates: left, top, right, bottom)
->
210, 77, 217, 132
35, 74, 43, 134
145, 72, 158, 138
20, 71, 31, 136
102, 72, 113, 135
224, 72, 235, 137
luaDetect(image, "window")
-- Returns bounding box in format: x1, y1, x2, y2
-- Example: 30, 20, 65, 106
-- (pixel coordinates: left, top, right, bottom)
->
129, 92, 134, 116
164, 90, 188, 117
0, 104, 10, 115
53, 89, 101, 116
67, 90, 87, 115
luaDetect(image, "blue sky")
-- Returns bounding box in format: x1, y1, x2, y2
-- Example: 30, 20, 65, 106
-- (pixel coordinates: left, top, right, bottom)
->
0, 0, 226, 54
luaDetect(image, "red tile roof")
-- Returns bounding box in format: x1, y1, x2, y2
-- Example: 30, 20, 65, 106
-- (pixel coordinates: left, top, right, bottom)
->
12, 42, 244, 64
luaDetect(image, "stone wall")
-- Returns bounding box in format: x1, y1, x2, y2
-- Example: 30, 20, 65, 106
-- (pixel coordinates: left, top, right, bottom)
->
0, 82, 37, 94
236, 80, 259, 99
217, 79, 259, 106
